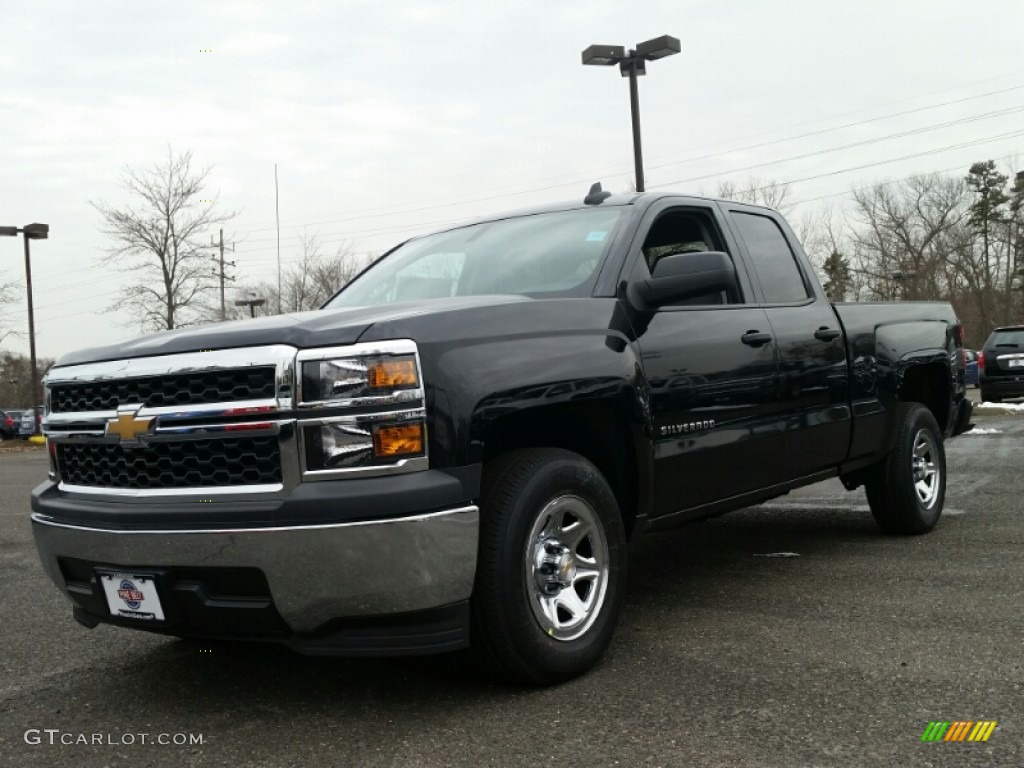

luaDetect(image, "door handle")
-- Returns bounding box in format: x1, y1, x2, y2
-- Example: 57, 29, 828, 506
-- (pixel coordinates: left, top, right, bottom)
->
814, 327, 841, 342
741, 331, 773, 347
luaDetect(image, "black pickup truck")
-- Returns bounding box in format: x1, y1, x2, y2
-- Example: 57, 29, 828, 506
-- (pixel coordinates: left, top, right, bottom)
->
31, 189, 972, 685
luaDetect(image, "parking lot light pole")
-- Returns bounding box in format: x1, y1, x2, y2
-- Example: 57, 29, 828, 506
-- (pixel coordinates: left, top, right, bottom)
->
235, 296, 266, 318
0, 223, 49, 434
581, 35, 680, 193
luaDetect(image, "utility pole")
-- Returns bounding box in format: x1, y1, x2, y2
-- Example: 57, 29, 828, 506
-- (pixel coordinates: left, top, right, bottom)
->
211, 228, 236, 320
275, 164, 282, 314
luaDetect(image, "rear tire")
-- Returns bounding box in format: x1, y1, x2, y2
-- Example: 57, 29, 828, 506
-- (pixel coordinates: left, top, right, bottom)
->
864, 403, 946, 535
471, 448, 627, 686
979, 388, 1000, 403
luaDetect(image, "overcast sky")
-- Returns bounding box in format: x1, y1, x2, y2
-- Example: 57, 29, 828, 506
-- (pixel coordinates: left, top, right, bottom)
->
2, 0, 1022, 360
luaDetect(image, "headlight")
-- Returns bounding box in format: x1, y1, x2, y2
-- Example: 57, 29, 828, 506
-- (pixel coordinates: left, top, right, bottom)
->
302, 412, 426, 471
300, 355, 419, 405
296, 340, 428, 476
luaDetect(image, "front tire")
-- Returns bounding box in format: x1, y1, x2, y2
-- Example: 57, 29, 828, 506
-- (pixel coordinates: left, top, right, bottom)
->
471, 448, 627, 685
864, 403, 946, 535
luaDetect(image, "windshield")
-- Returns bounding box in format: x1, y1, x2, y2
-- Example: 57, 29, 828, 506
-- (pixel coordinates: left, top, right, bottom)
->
990, 329, 1024, 347
327, 208, 624, 308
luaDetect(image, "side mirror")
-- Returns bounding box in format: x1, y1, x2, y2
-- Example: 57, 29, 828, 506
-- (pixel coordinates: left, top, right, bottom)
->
628, 251, 737, 309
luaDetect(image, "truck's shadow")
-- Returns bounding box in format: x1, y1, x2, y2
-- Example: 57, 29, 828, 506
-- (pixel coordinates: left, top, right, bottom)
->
48, 503, 903, 716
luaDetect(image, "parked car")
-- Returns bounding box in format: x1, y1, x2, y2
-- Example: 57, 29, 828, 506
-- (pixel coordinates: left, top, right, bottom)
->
0, 410, 22, 440
19, 406, 43, 437
31, 189, 972, 685
979, 325, 1024, 402
964, 349, 979, 387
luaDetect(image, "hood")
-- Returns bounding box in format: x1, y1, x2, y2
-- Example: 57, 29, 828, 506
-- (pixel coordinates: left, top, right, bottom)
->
53, 295, 533, 367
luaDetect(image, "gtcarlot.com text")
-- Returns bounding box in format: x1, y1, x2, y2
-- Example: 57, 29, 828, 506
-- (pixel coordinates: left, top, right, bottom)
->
24, 729, 204, 746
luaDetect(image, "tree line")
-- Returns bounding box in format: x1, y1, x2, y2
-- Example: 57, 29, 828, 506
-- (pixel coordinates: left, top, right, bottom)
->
0, 351, 56, 408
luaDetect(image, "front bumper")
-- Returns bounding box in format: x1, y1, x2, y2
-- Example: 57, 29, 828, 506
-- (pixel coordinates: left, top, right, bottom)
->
31, 470, 480, 654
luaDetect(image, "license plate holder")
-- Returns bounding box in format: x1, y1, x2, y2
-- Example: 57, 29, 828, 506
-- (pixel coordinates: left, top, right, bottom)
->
97, 571, 166, 622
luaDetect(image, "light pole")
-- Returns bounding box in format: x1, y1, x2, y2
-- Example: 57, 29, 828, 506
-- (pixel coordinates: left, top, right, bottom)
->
581, 35, 680, 193
0, 223, 48, 434
891, 270, 916, 301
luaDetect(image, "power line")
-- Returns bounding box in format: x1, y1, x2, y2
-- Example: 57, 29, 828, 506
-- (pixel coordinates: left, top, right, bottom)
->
234, 78, 1024, 238
30, 79, 1024, 292
653, 115, 1024, 187
786, 152, 1020, 209
230, 107, 1024, 254
644, 88, 1024, 175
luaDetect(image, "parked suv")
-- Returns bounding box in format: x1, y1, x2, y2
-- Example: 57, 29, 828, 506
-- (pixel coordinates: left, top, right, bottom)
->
979, 326, 1024, 402
0, 410, 22, 440
19, 406, 43, 437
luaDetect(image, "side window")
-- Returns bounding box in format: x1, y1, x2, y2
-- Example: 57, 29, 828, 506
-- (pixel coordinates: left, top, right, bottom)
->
639, 209, 740, 305
731, 212, 810, 304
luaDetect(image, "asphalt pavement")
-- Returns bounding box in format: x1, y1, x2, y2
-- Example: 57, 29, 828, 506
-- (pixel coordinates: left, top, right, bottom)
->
1, 407, 1021, 767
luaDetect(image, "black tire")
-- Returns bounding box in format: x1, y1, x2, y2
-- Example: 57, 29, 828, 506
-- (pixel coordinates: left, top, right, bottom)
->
864, 403, 946, 535
979, 389, 1000, 403
471, 448, 627, 686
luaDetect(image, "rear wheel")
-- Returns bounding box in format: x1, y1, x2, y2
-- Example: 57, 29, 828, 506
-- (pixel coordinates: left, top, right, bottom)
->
471, 448, 626, 685
979, 388, 1000, 403
864, 403, 946, 535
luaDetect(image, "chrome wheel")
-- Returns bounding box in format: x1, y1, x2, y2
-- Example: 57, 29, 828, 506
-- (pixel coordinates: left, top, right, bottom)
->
525, 495, 609, 642
911, 429, 940, 509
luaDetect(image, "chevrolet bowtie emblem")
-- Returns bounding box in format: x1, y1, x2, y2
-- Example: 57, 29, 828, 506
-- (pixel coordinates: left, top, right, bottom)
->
105, 410, 155, 442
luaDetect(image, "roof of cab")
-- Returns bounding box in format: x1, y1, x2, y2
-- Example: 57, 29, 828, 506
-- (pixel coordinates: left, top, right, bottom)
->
449, 189, 776, 226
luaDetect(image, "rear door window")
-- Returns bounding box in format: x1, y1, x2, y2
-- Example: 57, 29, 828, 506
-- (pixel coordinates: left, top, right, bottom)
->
731, 212, 810, 304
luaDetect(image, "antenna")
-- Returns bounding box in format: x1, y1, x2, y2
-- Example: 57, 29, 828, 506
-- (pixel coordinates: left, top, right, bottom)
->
584, 182, 612, 205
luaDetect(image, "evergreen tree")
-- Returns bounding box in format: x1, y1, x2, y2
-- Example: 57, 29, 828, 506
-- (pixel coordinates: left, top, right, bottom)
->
822, 250, 852, 301
965, 160, 1009, 291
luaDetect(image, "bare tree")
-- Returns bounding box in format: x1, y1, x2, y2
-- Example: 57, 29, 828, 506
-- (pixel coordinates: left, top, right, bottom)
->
227, 233, 368, 320
714, 178, 794, 214
0, 279, 21, 345
92, 148, 237, 330
848, 174, 966, 303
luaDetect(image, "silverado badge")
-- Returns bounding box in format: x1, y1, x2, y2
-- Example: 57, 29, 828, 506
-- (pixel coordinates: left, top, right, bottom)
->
659, 419, 715, 436
105, 409, 155, 442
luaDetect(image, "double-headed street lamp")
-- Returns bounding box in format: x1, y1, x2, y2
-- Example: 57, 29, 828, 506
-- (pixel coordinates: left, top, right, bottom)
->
0, 223, 49, 435
582, 35, 680, 193
235, 295, 266, 318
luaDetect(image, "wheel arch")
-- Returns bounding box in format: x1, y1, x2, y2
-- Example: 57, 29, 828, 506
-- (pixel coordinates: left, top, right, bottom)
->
478, 398, 650, 540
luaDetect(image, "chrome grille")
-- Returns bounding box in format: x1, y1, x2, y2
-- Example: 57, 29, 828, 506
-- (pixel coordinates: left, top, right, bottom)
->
50, 367, 277, 413
58, 437, 282, 490
44, 346, 299, 496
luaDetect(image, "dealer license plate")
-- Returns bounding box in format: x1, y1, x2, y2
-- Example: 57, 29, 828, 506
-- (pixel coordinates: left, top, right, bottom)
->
98, 571, 165, 621
1009, 358, 1024, 368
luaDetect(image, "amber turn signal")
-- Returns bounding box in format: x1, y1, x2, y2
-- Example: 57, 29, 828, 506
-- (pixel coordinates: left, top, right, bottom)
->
367, 358, 418, 389
373, 423, 424, 457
